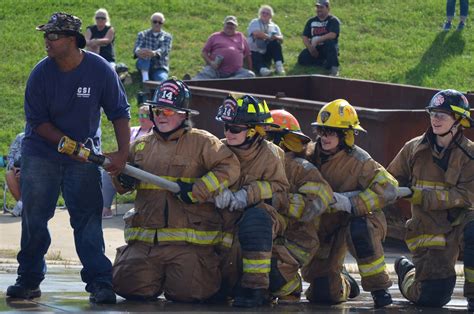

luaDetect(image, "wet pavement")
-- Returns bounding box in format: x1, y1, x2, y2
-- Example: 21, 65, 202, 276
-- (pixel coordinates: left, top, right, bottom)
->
0, 265, 469, 313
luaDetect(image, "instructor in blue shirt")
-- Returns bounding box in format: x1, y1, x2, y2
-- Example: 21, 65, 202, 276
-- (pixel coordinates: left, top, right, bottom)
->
6, 12, 131, 304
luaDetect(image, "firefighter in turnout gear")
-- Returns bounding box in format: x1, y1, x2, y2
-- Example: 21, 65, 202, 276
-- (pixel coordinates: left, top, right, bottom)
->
266, 109, 334, 304
302, 99, 396, 308
388, 89, 474, 310
111, 79, 240, 302
214, 94, 290, 307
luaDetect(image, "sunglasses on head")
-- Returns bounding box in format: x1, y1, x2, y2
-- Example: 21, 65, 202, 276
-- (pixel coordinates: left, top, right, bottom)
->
152, 107, 177, 117
152, 20, 164, 25
43, 32, 69, 41
224, 124, 248, 134
138, 113, 148, 118
95, 16, 106, 20
314, 126, 338, 137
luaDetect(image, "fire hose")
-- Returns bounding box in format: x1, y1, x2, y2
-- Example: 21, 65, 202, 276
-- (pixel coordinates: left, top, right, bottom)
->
340, 187, 412, 199
57, 136, 180, 193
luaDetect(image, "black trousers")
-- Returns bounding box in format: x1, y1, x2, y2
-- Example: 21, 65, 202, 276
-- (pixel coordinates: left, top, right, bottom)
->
251, 40, 284, 74
297, 40, 339, 69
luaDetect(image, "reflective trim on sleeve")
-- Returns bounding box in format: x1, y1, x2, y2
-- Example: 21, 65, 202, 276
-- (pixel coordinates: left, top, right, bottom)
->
358, 189, 380, 212
371, 169, 398, 187
201, 171, 221, 193
298, 182, 332, 207
285, 240, 310, 265
405, 233, 446, 252
242, 258, 271, 274
256, 181, 272, 199
288, 193, 305, 219
220, 232, 234, 249
358, 256, 386, 278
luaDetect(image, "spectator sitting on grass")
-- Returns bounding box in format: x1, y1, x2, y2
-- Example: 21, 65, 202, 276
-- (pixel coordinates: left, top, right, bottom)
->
193, 16, 255, 80
5, 132, 24, 217
85, 8, 116, 66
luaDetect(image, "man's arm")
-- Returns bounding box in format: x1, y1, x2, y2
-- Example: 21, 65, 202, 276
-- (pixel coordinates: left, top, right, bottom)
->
104, 118, 130, 176
244, 54, 253, 71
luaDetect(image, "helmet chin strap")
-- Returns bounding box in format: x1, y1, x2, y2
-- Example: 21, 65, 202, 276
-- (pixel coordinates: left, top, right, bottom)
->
436, 118, 461, 138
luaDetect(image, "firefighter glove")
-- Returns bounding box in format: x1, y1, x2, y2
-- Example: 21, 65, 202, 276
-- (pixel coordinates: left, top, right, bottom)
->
215, 188, 233, 209
117, 173, 138, 190
229, 189, 248, 212
176, 180, 198, 204
331, 193, 352, 214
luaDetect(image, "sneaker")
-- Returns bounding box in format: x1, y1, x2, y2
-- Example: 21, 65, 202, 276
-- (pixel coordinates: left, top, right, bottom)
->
329, 66, 340, 76
457, 21, 466, 31
443, 21, 452, 31
89, 283, 116, 304
278, 293, 300, 304
6, 283, 41, 299
468, 298, 474, 312
342, 267, 360, 299
11, 201, 22, 217
371, 289, 392, 308
259, 67, 273, 77
275, 64, 286, 75
233, 288, 268, 307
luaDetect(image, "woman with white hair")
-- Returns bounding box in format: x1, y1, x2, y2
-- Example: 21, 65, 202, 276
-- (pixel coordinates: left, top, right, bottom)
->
85, 8, 116, 65
247, 5, 285, 76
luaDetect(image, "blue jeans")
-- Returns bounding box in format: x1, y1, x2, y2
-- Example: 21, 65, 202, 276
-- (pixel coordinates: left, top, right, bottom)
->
447, 0, 469, 17
16, 155, 112, 291
136, 58, 169, 82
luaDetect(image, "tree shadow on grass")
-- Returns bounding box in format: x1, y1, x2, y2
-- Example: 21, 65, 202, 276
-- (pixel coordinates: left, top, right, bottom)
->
403, 31, 465, 86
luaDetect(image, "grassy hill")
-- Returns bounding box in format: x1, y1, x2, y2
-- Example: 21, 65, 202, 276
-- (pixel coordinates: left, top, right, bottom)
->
0, 0, 473, 205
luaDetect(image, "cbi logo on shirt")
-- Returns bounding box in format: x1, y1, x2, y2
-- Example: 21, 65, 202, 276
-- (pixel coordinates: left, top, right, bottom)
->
77, 87, 91, 98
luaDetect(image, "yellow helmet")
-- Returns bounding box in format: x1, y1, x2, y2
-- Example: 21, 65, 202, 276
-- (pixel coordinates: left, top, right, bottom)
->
312, 99, 366, 132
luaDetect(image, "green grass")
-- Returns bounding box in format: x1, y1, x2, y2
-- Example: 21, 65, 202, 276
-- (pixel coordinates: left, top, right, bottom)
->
1, 0, 473, 205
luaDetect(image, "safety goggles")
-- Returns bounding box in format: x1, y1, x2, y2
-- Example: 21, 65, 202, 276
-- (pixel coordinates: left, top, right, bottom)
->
313, 126, 338, 137
224, 124, 248, 134
43, 32, 69, 41
428, 110, 453, 121
152, 108, 176, 117
138, 113, 148, 119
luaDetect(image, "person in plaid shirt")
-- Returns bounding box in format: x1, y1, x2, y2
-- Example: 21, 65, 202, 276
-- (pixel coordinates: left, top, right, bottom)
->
134, 12, 172, 82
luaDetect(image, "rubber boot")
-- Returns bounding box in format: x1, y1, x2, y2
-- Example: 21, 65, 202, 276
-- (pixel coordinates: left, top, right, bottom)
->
394, 256, 415, 290
6, 283, 41, 299
468, 298, 474, 312
342, 267, 360, 299
233, 288, 268, 307
371, 289, 393, 308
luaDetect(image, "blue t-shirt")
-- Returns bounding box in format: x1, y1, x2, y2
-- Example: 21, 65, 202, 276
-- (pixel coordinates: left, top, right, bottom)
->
23, 51, 130, 162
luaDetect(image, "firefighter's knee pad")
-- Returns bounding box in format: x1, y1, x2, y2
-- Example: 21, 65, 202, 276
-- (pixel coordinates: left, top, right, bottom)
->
464, 221, 474, 267
238, 207, 272, 252
269, 257, 286, 293
417, 276, 456, 307
349, 217, 374, 259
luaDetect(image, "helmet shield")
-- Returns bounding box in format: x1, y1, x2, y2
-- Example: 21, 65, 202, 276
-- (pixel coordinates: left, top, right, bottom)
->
426, 89, 471, 127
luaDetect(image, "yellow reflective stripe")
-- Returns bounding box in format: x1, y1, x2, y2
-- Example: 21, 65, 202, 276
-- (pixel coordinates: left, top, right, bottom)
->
256, 181, 272, 199
135, 141, 146, 152
221, 232, 234, 248
201, 171, 221, 193
358, 256, 386, 278
415, 180, 448, 190
465, 267, 474, 283
371, 169, 398, 187
405, 234, 446, 252
124, 227, 155, 244
273, 275, 301, 297
289, 202, 304, 219
243, 258, 271, 273
358, 189, 380, 212
435, 190, 449, 202
298, 182, 332, 207
137, 176, 196, 190
285, 240, 310, 265
157, 228, 221, 245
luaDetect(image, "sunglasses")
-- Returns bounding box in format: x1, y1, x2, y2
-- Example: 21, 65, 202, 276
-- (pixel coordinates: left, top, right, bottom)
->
43, 32, 69, 41
314, 126, 338, 137
152, 108, 176, 117
224, 124, 248, 134
95, 16, 106, 20
138, 113, 148, 118
428, 110, 453, 121
152, 20, 164, 25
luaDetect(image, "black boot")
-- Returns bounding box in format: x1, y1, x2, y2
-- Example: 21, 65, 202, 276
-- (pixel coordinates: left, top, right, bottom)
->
468, 298, 474, 312
233, 288, 268, 307
6, 283, 41, 299
371, 289, 392, 308
88, 282, 116, 304
341, 267, 360, 299
394, 256, 415, 291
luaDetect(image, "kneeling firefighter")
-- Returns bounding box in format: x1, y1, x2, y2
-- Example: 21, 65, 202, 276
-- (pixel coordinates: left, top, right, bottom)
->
265, 109, 335, 303
213, 94, 290, 307
302, 99, 397, 308
111, 79, 240, 302
388, 89, 474, 311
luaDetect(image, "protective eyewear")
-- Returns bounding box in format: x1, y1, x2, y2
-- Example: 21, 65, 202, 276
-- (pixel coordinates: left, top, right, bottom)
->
138, 113, 148, 119
314, 126, 338, 137
152, 20, 164, 25
43, 32, 69, 41
428, 110, 453, 121
95, 16, 106, 20
152, 108, 176, 117
224, 124, 248, 134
